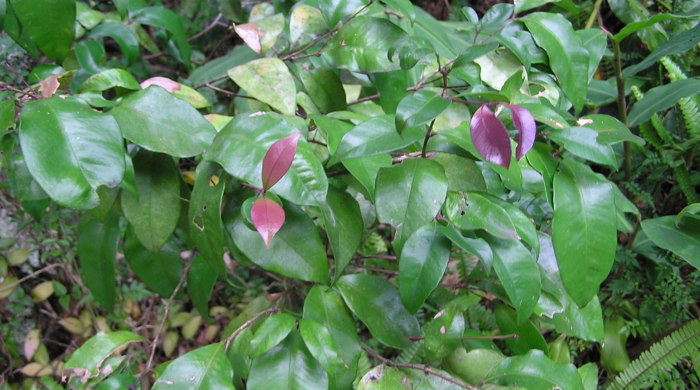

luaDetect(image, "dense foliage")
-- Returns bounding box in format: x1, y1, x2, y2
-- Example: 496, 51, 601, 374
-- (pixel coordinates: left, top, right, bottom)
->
1, 0, 700, 389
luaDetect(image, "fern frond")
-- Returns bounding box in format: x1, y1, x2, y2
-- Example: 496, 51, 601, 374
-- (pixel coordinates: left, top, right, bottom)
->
395, 340, 424, 364
660, 56, 700, 138
631, 85, 674, 144
673, 166, 699, 203
608, 319, 700, 390
638, 123, 664, 151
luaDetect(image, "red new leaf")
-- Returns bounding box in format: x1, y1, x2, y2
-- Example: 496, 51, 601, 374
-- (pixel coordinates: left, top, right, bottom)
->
505, 104, 536, 160
261, 132, 301, 191
470, 105, 512, 168
251, 197, 285, 248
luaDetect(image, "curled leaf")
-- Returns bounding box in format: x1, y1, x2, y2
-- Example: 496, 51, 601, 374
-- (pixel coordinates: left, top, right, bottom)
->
262, 132, 301, 191
234, 23, 262, 54
470, 105, 512, 168
140, 76, 181, 93
505, 104, 536, 160
251, 197, 285, 247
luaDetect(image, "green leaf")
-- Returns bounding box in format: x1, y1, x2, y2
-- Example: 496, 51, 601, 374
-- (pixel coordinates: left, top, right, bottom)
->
372, 70, 408, 114
343, 154, 393, 200
444, 192, 519, 240
318, 0, 367, 28
207, 114, 327, 206
123, 228, 184, 297
4, 0, 75, 61
624, 24, 700, 76
296, 66, 346, 114
433, 153, 487, 193
121, 151, 180, 252
78, 69, 141, 93
322, 188, 363, 282
438, 224, 494, 273
553, 159, 616, 307
577, 29, 607, 83
396, 90, 450, 133
514, 0, 558, 14
228, 58, 296, 116
75, 39, 107, 74
375, 158, 448, 253
301, 286, 361, 390
189, 162, 226, 274
249, 314, 297, 358
111, 86, 216, 157
423, 296, 474, 362
548, 127, 618, 169
330, 115, 423, 165
186, 256, 217, 322
446, 348, 506, 385
19, 97, 125, 210
229, 203, 329, 283
628, 79, 700, 127
336, 274, 421, 349
399, 223, 451, 314
486, 235, 541, 323
64, 332, 144, 381
77, 211, 119, 309
0, 100, 14, 131
641, 216, 700, 269
581, 114, 645, 146
131, 6, 190, 65
522, 13, 589, 112
325, 16, 409, 73
152, 343, 234, 390
485, 350, 584, 390
494, 304, 548, 355
88, 23, 140, 64
289, 5, 326, 47
247, 330, 328, 390
188, 45, 258, 86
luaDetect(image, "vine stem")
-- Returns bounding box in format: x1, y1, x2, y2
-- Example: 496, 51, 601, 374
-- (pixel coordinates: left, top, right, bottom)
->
140, 256, 193, 380
361, 345, 477, 389
224, 306, 280, 350
584, 0, 604, 30
0, 263, 64, 294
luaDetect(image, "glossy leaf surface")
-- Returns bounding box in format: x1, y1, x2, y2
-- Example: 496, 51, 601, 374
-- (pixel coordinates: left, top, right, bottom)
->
152, 343, 234, 389
121, 151, 180, 252
64, 331, 144, 380
111, 86, 216, 157
336, 274, 420, 349
186, 256, 217, 322
206, 114, 327, 206
553, 159, 616, 307
247, 331, 328, 390
321, 188, 363, 281
19, 97, 125, 210
523, 13, 589, 112
375, 158, 448, 253
189, 162, 227, 274
399, 223, 451, 314
485, 350, 584, 390
249, 314, 296, 358
4, 0, 75, 61
123, 228, 183, 297
77, 212, 119, 309
396, 90, 450, 133
627, 79, 700, 127
230, 203, 329, 283
641, 216, 700, 269
301, 286, 360, 389
228, 58, 296, 115
506, 104, 536, 160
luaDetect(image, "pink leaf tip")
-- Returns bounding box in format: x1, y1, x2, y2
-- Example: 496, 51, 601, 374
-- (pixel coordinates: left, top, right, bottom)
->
251, 197, 285, 248
470, 105, 512, 169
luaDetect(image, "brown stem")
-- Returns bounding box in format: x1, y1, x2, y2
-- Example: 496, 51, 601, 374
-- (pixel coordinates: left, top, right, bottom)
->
361, 345, 477, 389
0, 263, 64, 294
421, 119, 437, 158
224, 306, 280, 350
189, 13, 224, 41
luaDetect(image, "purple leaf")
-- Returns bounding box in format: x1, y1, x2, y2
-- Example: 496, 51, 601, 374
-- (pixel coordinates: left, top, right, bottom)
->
251, 197, 285, 248
470, 105, 512, 168
506, 104, 536, 160
261, 132, 301, 191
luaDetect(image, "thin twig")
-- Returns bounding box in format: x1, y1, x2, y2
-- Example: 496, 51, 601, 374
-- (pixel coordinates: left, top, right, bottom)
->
141, 257, 193, 378
202, 83, 257, 99
224, 306, 280, 350
350, 262, 398, 275
421, 119, 437, 158
0, 263, 64, 294
354, 254, 397, 261
189, 13, 224, 41
361, 345, 476, 389
194, 74, 229, 89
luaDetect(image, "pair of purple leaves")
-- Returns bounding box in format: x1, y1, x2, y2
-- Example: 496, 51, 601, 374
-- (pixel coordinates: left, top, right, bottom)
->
251, 103, 535, 247
471, 104, 536, 169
